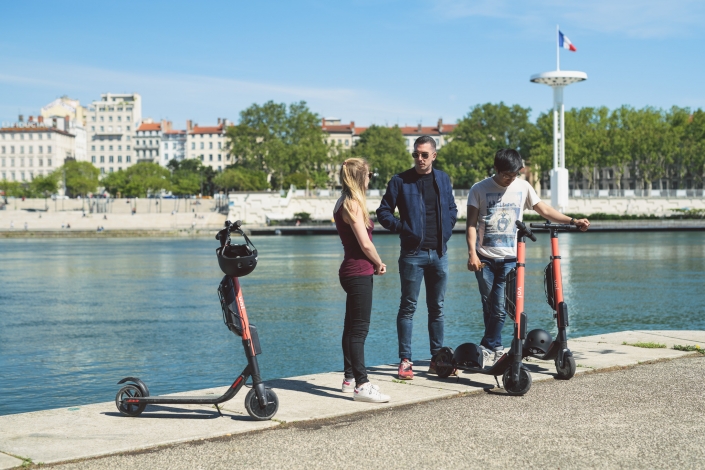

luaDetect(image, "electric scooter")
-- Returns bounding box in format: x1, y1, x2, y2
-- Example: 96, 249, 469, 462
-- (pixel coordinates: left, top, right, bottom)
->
522, 222, 580, 380
115, 220, 279, 420
435, 220, 536, 395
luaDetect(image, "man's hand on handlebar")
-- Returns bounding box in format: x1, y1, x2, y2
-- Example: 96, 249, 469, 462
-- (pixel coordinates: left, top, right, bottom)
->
574, 218, 590, 231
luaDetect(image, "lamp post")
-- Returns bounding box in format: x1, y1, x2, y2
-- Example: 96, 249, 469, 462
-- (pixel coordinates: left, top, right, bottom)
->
530, 26, 587, 212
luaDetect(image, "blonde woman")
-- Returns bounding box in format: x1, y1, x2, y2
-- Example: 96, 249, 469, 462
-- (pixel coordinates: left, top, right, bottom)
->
334, 158, 390, 403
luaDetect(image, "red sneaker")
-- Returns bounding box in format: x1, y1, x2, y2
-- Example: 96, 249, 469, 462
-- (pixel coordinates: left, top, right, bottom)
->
398, 359, 414, 380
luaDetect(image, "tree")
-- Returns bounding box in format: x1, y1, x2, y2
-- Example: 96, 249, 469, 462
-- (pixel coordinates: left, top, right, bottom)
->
102, 162, 171, 197
437, 103, 536, 188
167, 159, 216, 196
351, 125, 410, 189
213, 166, 269, 192
61, 160, 99, 197
30, 172, 60, 209
682, 109, 705, 188
226, 101, 335, 189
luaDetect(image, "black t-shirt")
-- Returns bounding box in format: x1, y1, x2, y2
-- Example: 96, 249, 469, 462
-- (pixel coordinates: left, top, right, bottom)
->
419, 173, 439, 250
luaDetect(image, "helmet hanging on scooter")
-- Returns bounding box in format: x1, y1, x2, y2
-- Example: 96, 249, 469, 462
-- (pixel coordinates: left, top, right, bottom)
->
216, 234, 258, 277
525, 329, 553, 356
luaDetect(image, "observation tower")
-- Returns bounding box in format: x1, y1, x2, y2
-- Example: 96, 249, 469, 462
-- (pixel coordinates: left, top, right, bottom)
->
530, 27, 587, 212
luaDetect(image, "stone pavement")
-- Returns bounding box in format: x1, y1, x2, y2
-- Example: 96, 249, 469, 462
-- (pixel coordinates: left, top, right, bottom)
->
0, 330, 702, 469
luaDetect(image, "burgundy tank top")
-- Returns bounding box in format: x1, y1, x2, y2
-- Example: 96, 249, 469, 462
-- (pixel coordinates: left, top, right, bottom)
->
334, 205, 375, 277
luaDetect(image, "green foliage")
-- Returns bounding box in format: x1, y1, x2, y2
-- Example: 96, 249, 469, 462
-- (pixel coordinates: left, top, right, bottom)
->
294, 212, 311, 222
214, 166, 269, 192
167, 159, 217, 196
352, 125, 410, 189
102, 162, 171, 197
673, 344, 705, 354
437, 103, 536, 188
61, 160, 100, 197
226, 101, 335, 189
282, 172, 309, 189
0, 180, 22, 199
622, 341, 666, 348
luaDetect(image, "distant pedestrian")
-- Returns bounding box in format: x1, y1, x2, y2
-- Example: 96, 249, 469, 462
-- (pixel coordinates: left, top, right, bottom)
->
66, 223, 71, 229
335, 157, 390, 403
24, 222, 28, 230
104, 214, 108, 220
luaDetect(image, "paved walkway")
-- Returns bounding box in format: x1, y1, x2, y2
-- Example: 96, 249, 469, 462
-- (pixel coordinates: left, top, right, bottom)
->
0, 330, 703, 469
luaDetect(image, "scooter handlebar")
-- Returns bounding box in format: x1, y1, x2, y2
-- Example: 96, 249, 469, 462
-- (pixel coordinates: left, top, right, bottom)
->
515, 220, 537, 242
529, 222, 580, 231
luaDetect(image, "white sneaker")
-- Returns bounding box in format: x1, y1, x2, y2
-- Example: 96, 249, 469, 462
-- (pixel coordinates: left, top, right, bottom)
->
481, 347, 494, 368
353, 382, 390, 403
494, 349, 506, 363
342, 378, 355, 393
343, 377, 379, 393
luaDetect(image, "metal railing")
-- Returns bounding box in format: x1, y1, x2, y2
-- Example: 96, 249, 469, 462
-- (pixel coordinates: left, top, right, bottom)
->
538, 189, 704, 198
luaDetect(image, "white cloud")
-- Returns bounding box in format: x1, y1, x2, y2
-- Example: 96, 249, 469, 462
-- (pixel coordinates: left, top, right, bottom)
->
0, 59, 432, 126
430, 0, 705, 38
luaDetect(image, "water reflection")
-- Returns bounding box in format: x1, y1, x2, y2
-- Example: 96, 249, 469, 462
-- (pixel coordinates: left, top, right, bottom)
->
0, 232, 703, 415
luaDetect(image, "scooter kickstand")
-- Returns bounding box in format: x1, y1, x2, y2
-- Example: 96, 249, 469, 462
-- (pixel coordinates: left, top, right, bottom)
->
214, 403, 223, 417
494, 376, 502, 389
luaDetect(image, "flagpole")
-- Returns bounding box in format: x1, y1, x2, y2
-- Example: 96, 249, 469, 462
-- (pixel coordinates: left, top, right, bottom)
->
556, 24, 560, 71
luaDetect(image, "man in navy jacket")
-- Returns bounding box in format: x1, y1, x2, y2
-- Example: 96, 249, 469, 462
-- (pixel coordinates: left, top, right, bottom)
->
377, 135, 458, 380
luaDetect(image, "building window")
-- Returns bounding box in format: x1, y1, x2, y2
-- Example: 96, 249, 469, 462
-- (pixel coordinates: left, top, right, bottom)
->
126, 155, 131, 163
100, 126, 104, 131
91, 145, 95, 151
47, 159, 52, 167
127, 145, 131, 150
100, 156, 105, 163
118, 155, 122, 163
92, 116, 96, 122
1, 146, 4, 154
29, 158, 33, 167
109, 156, 114, 163
218, 154, 222, 161
20, 146, 24, 154
101, 168, 105, 174
20, 158, 24, 167
1, 158, 4, 166
91, 156, 96, 163
47, 146, 52, 153
164, 153, 168, 160
209, 142, 213, 149
126, 126, 130, 131
200, 142, 204, 150
218, 142, 222, 149
109, 168, 113, 173
191, 143, 195, 150
10, 146, 14, 153
21, 171, 25, 181
126, 116, 130, 121
109, 145, 113, 151
91, 126, 95, 131
10, 158, 14, 166
39, 158, 43, 166
199, 155, 204, 161
109, 116, 113, 122
100, 116, 104, 122
117, 116, 122, 122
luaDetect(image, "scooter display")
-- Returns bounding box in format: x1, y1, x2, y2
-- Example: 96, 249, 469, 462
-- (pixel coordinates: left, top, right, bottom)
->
115, 220, 279, 420
435, 220, 536, 396
522, 222, 580, 380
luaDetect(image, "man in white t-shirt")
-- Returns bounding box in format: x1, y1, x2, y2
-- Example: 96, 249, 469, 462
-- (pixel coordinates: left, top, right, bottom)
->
466, 149, 589, 365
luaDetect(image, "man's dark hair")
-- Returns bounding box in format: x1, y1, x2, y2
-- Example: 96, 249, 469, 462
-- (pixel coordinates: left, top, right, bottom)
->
414, 135, 436, 151
494, 149, 524, 172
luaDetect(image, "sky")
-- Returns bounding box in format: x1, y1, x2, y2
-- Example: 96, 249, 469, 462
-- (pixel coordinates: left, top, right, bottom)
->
1, 0, 704, 129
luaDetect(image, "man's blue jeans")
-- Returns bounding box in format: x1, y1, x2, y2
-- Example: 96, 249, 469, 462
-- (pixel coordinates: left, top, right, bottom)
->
397, 249, 448, 360
474, 256, 517, 352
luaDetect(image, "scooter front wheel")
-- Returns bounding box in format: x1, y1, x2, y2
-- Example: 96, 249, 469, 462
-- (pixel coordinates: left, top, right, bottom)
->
555, 355, 576, 380
502, 367, 532, 396
245, 387, 279, 421
115, 384, 146, 417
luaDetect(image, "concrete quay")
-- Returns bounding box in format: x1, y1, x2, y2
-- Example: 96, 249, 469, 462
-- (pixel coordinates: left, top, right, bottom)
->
0, 330, 703, 469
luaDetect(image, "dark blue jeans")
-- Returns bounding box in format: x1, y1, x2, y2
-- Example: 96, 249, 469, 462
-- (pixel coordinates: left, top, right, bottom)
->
474, 256, 516, 351
397, 249, 448, 360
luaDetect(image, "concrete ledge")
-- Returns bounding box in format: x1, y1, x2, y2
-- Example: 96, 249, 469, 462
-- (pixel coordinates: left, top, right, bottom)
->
0, 330, 702, 468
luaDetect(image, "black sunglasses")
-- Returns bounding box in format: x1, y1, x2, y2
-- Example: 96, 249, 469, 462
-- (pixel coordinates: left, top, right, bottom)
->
412, 152, 434, 159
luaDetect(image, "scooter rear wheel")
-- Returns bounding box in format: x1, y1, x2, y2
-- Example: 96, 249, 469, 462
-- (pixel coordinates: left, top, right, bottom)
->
115, 384, 146, 417
502, 367, 532, 396
555, 355, 576, 380
434, 347, 456, 379
245, 387, 279, 421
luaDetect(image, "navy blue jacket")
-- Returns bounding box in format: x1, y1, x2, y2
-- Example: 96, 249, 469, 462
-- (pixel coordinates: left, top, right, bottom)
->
376, 167, 458, 255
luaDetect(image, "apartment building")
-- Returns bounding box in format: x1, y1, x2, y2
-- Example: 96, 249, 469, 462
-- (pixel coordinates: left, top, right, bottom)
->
0, 116, 75, 182
161, 127, 187, 167
134, 119, 165, 164
185, 118, 230, 171
85, 93, 142, 175
321, 118, 455, 151
40, 96, 88, 162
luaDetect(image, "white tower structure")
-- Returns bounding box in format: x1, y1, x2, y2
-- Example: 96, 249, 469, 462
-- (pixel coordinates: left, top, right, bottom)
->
530, 26, 587, 212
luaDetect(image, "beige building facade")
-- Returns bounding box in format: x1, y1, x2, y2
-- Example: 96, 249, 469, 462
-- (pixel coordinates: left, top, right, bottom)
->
85, 93, 142, 175
0, 118, 75, 182
185, 119, 230, 171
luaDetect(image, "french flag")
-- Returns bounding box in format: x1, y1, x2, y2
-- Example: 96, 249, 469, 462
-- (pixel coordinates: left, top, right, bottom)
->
559, 31, 577, 52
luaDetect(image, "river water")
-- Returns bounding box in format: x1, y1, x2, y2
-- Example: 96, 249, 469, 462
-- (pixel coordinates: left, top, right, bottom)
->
1, 232, 704, 415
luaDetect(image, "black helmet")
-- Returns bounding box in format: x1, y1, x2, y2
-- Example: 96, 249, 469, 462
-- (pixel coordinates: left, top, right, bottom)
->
452, 343, 484, 369
525, 329, 553, 356
216, 221, 258, 277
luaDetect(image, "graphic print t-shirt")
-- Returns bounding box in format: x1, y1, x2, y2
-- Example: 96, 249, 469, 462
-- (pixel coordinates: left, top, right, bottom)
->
467, 177, 541, 259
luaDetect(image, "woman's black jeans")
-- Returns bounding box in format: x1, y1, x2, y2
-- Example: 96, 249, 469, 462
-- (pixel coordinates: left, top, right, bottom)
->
340, 275, 373, 386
